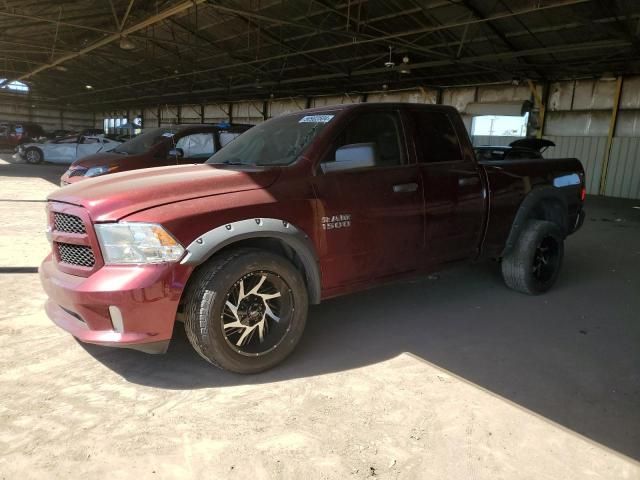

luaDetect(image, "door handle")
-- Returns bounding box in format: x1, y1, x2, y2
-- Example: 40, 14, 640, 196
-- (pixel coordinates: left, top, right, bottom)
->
393, 182, 419, 193
458, 176, 480, 187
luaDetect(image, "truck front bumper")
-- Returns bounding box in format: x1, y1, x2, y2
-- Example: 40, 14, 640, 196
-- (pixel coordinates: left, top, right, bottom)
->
39, 254, 192, 353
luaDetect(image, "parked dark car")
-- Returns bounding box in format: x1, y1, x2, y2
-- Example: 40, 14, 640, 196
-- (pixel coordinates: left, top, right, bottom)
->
48, 129, 75, 139
41, 103, 585, 374
0, 121, 45, 146
80, 128, 105, 137
60, 123, 252, 184
475, 138, 555, 161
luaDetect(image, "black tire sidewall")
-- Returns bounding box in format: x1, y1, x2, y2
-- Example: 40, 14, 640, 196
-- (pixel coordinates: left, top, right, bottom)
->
25, 148, 42, 164
193, 250, 308, 373
519, 221, 564, 294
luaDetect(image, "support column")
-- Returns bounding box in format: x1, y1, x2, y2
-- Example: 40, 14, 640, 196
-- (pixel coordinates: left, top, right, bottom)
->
599, 76, 624, 195
527, 79, 547, 139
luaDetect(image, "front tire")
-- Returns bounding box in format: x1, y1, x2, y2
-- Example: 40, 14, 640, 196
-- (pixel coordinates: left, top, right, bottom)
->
25, 147, 43, 164
501, 220, 564, 295
183, 248, 308, 373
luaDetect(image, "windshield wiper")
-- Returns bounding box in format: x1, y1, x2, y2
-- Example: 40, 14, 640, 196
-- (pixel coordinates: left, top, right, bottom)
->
216, 157, 255, 166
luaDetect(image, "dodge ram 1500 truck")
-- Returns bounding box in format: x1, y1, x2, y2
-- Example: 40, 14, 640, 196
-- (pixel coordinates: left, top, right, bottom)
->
40, 103, 586, 373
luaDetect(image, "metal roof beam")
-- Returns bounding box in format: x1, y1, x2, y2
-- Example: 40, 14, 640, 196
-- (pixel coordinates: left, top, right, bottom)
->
82, 39, 630, 106
56, 0, 588, 99
1, 0, 206, 86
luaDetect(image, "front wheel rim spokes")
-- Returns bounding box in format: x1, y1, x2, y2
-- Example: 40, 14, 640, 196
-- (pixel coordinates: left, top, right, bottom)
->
222, 271, 292, 356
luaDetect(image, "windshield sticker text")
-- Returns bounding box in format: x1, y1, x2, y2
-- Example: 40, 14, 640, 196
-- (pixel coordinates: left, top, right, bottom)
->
299, 115, 334, 124
321, 214, 351, 230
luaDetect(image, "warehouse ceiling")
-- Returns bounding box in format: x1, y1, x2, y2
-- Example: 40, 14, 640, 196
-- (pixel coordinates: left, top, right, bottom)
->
1, 0, 640, 108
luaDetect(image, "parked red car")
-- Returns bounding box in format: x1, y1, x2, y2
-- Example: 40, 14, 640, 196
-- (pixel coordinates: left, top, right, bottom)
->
40, 103, 585, 373
60, 123, 251, 185
0, 121, 45, 146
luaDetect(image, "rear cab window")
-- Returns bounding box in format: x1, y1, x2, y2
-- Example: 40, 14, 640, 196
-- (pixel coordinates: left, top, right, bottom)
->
409, 110, 463, 163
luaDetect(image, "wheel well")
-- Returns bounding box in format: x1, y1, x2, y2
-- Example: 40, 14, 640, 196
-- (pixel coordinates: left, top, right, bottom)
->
527, 198, 567, 234
216, 237, 306, 271
179, 237, 319, 313
502, 191, 568, 257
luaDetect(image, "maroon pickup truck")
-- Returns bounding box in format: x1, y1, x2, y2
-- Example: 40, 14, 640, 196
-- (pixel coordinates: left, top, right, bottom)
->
39, 103, 585, 373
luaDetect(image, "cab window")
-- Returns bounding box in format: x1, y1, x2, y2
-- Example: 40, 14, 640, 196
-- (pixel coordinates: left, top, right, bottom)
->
411, 111, 462, 163
323, 111, 405, 168
219, 131, 241, 147
57, 136, 79, 144
176, 133, 215, 159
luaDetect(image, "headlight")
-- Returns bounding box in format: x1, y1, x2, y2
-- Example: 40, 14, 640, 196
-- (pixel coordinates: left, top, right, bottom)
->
85, 165, 118, 177
95, 223, 185, 264
85, 166, 109, 177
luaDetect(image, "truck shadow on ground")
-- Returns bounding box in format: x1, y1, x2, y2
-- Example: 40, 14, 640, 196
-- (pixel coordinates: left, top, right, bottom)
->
82, 243, 640, 460
0, 151, 67, 186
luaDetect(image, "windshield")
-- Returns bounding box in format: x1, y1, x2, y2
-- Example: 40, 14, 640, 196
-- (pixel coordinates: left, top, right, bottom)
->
207, 112, 336, 166
112, 127, 175, 155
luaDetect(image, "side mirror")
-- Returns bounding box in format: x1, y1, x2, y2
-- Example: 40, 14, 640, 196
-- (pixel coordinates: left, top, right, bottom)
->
169, 147, 184, 159
322, 142, 376, 173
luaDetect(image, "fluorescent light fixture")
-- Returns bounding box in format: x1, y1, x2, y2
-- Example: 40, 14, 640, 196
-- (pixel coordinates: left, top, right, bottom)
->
119, 36, 136, 51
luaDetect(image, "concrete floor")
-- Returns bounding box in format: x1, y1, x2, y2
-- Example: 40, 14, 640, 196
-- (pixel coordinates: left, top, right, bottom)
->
0, 152, 639, 479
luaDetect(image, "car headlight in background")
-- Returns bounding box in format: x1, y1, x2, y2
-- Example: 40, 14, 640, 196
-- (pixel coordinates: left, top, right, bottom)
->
85, 165, 118, 177
95, 223, 185, 264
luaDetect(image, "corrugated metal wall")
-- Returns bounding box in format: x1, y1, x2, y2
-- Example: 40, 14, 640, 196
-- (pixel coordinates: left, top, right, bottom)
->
543, 136, 608, 195
605, 137, 640, 198
0, 94, 93, 131
544, 77, 640, 199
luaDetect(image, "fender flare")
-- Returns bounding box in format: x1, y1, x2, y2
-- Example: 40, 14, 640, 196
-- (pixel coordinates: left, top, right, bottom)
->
502, 186, 568, 256
180, 218, 321, 304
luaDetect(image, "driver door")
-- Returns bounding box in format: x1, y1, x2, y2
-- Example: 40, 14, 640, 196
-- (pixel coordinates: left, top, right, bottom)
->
313, 110, 424, 289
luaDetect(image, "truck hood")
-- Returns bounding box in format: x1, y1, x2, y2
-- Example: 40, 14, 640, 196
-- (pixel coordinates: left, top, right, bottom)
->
49, 163, 281, 221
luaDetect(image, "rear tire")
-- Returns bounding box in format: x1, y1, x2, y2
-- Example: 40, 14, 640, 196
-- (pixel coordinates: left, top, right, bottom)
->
25, 147, 43, 164
182, 248, 308, 373
501, 220, 564, 295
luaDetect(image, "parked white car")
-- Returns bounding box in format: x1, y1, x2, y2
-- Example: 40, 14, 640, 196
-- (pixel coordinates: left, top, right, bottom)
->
17, 135, 122, 164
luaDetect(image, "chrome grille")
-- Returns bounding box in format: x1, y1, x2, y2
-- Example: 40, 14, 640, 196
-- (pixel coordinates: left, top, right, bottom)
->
54, 212, 86, 234
57, 243, 95, 267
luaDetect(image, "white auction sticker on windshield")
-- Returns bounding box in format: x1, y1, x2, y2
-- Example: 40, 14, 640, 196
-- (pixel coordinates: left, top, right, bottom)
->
161, 132, 175, 137
299, 115, 334, 123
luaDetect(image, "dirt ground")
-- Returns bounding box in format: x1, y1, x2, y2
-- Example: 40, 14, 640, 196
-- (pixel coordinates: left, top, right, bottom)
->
0, 152, 639, 479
